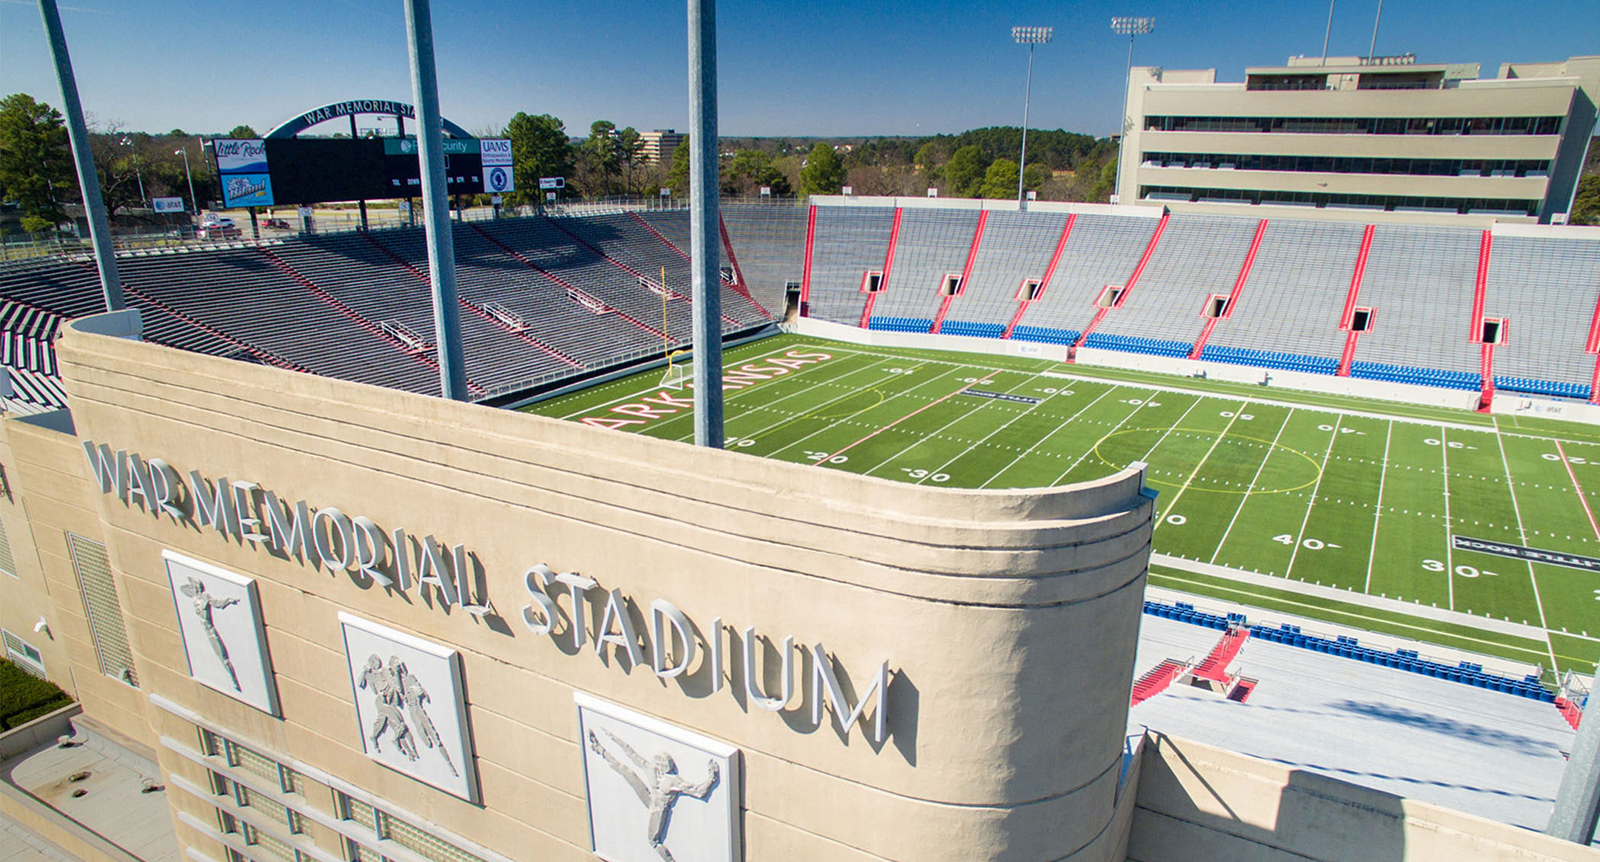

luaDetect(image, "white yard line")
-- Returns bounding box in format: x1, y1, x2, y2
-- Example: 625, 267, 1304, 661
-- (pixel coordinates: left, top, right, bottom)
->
816, 371, 999, 466
1152, 403, 1246, 535
978, 386, 1117, 489
1212, 408, 1296, 564
857, 371, 1039, 479
1363, 421, 1394, 594
685, 358, 937, 444
1052, 393, 1200, 487
1441, 425, 1456, 610
1495, 428, 1559, 670
761, 364, 980, 459
1284, 415, 1342, 580
912, 378, 1067, 484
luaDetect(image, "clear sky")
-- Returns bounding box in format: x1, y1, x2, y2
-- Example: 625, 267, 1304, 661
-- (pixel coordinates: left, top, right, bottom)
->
2, 0, 1595, 139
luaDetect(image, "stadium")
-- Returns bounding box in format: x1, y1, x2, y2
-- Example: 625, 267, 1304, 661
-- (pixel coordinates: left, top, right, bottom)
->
3, 3, 1600, 862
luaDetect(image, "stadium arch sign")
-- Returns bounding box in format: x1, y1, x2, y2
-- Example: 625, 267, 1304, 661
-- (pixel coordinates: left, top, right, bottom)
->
265, 99, 472, 139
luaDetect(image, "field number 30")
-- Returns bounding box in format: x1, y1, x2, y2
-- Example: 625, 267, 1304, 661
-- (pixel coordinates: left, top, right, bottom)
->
1421, 559, 1496, 578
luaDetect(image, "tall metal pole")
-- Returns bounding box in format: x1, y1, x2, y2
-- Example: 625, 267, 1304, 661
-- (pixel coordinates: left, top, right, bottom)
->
402, 0, 468, 401
38, 0, 122, 311
176, 148, 197, 214
1012, 27, 1052, 205
1367, 0, 1383, 63
1111, 17, 1154, 206
1549, 662, 1600, 845
688, 0, 723, 448
1321, 0, 1336, 64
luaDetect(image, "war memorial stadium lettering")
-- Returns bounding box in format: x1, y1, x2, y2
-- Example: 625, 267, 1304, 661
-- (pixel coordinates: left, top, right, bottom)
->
299, 100, 414, 127
79, 440, 891, 743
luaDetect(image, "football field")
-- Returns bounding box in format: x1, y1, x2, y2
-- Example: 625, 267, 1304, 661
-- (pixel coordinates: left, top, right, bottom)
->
527, 334, 1600, 677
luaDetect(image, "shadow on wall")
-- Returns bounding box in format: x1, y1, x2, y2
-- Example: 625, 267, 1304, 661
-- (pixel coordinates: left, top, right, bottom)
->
1120, 731, 1583, 862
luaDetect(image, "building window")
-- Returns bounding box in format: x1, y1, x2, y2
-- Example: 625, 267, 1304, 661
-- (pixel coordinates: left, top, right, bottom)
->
280, 767, 305, 797
1137, 185, 1539, 217
225, 739, 283, 785
1138, 151, 1551, 178
2, 629, 46, 679
0, 514, 16, 577
1143, 114, 1563, 136
346, 838, 383, 862
335, 792, 485, 862
66, 534, 137, 686
218, 809, 239, 835
243, 822, 295, 862
340, 794, 376, 832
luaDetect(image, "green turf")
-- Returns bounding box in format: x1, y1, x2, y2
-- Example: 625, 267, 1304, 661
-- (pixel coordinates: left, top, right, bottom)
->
526, 334, 1600, 674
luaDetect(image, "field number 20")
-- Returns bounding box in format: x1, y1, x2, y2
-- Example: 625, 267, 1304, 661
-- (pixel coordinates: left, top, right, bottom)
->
1421, 559, 1497, 578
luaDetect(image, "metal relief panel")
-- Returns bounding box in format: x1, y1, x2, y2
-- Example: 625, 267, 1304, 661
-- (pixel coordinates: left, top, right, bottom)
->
338, 613, 478, 803
164, 551, 281, 715
577, 693, 741, 862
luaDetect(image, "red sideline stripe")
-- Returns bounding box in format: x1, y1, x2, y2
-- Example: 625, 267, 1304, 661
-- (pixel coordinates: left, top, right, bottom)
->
931, 210, 988, 334
860, 208, 904, 329
1340, 225, 1376, 330
1190, 218, 1268, 359
1471, 229, 1492, 341
799, 205, 817, 312
1076, 212, 1167, 347
1006, 214, 1077, 339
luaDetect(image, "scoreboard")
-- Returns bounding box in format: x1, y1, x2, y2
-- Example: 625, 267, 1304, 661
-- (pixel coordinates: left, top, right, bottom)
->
212, 137, 514, 208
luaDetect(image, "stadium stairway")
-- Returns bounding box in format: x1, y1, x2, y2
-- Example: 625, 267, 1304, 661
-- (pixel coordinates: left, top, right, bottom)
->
1556, 696, 1584, 729
1192, 626, 1250, 682
1131, 660, 1187, 707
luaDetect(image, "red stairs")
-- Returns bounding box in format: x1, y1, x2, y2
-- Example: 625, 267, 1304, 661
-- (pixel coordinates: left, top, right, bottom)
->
1130, 659, 1186, 706
1193, 626, 1251, 682
1556, 696, 1584, 730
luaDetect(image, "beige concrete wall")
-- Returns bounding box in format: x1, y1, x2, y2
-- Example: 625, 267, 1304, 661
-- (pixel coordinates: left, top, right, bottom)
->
1126, 732, 1600, 862
51, 315, 1155, 862
0, 412, 151, 745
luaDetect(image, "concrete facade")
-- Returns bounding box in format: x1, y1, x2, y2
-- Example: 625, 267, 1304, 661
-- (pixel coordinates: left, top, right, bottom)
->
2, 310, 1599, 861
1118, 55, 1600, 224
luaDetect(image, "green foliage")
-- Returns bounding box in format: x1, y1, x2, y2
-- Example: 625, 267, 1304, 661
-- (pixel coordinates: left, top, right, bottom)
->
226, 125, 257, 139
1571, 176, 1600, 226
844, 138, 918, 168
666, 142, 691, 195
941, 145, 990, 197
0, 93, 74, 227
18, 215, 55, 233
1087, 157, 1118, 202
504, 112, 574, 204
0, 659, 72, 730
580, 120, 620, 195
976, 158, 1019, 200
914, 137, 953, 168
798, 143, 845, 196
950, 127, 1100, 171
616, 126, 642, 194
724, 149, 792, 196
1023, 162, 1052, 191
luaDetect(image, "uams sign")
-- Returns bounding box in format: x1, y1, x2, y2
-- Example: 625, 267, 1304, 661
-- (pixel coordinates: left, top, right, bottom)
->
80, 440, 893, 745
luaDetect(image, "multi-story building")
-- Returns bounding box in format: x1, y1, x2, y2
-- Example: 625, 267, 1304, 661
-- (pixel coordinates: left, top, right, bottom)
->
637, 129, 686, 164
1118, 54, 1599, 224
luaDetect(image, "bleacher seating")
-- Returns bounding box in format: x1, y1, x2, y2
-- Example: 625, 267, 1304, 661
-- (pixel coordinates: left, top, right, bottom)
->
1349, 361, 1480, 391
1203, 219, 1362, 363
1083, 332, 1192, 358
1494, 376, 1591, 400
718, 203, 808, 315
1200, 345, 1338, 375
938, 320, 1006, 339
1010, 325, 1080, 346
1484, 234, 1600, 396
1095, 214, 1261, 345
867, 316, 934, 333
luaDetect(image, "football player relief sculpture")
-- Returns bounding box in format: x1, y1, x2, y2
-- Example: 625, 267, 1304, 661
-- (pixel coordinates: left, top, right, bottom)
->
340, 614, 478, 802
164, 552, 280, 715
578, 695, 742, 862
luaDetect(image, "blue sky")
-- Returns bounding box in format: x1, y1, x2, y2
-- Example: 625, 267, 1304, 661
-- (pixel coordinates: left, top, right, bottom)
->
2, 0, 1595, 138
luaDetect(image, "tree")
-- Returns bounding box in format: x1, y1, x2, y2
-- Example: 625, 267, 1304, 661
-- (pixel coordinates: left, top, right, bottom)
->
0, 94, 75, 227
580, 120, 620, 196
504, 112, 573, 204
617, 126, 642, 195
723, 149, 791, 196
942, 145, 989, 197
665, 141, 691, 195
226, 125, 257, 139
798, 143, 844, 196
1087, 157, 1118, 202
1571, 176, 1600, 226
976, 158, 1019, 200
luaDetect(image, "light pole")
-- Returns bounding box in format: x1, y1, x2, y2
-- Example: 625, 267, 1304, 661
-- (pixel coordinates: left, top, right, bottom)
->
120, 135, 147, 209
174, 148, 197, 215
1012, 26, 1052, 205
1110, 16, 1154, 205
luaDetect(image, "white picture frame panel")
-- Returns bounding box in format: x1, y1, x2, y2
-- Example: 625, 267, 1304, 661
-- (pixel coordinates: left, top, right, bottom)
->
577, 693, 742, 862
164, 550, 280, 716
339, 612, 478, 803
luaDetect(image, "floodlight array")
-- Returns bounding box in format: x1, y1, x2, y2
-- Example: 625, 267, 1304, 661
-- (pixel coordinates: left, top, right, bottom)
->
1110, 16, 1155, 35
1011, 26, 1053, 44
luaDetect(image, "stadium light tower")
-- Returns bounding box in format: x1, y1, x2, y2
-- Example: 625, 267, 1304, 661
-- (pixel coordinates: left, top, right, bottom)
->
1110, 16, 1154, 205
174, 148, 197, 215
1011, 26, 1052, 205
120, 136, 147, 210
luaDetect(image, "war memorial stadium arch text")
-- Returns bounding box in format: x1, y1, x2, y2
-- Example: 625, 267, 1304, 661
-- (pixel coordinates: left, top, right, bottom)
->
80, 441, 892, 744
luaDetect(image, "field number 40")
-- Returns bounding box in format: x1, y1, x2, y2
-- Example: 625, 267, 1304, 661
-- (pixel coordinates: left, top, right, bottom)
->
1421, 559, 1497, 578
1272, 534, 1339, 550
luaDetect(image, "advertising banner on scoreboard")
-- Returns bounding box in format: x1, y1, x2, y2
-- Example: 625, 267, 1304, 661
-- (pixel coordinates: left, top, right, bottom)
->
483, 165, 514, 194
480, 138, 512, 166
222, 174, 275, 208
214, 139, 268, 173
